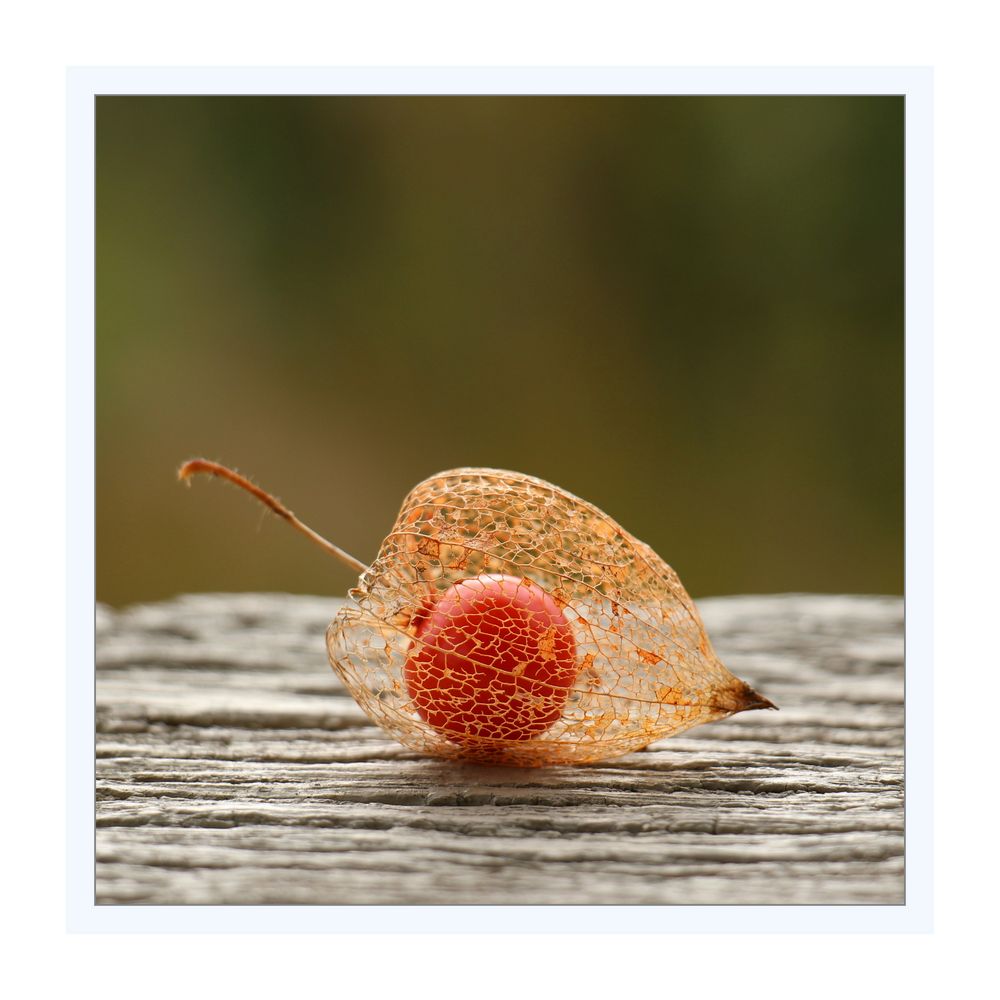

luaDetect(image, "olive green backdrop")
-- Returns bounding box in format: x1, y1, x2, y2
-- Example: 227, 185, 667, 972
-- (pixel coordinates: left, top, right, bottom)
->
96, 95, 903, 607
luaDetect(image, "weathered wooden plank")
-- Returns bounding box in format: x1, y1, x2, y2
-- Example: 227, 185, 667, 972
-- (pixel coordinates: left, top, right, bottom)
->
96, 592, 903, 905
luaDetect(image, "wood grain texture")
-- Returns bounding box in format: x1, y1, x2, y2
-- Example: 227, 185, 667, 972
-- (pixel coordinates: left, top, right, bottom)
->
96, 592, 904, 905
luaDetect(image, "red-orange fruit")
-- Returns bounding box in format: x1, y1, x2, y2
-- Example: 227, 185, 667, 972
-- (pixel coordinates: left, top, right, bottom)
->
404, 574, 577, 744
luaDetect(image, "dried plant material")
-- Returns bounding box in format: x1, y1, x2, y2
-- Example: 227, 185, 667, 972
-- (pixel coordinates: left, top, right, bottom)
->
180, 461, 774, 767
326, 468, 775, 766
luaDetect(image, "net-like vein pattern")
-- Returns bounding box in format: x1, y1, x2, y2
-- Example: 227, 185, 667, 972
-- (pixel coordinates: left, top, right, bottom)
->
326, 468, 762, 766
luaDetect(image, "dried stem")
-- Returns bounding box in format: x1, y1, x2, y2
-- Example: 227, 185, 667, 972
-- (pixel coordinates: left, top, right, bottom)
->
178, 458, 368, 575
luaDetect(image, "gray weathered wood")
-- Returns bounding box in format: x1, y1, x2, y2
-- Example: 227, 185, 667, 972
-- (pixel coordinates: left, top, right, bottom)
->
96, 592, 903, 905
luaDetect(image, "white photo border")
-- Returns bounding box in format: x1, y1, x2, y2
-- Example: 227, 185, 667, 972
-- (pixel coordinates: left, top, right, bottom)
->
69, 65, 931, 933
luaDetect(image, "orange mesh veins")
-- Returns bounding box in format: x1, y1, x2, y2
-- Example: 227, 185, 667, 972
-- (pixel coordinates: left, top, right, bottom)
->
326, 468, 773, 766
404, 574, 578, 745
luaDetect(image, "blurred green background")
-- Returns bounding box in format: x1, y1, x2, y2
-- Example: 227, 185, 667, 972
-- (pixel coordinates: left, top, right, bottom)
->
96, 96, 902, 607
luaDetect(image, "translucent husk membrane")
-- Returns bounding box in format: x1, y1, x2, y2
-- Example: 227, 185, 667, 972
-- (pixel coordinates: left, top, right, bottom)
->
327, 468, 771, 767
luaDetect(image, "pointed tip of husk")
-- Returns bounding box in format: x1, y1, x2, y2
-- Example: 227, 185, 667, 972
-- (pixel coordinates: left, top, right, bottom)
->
731, 680, 778, 713
737, 684, 779, 712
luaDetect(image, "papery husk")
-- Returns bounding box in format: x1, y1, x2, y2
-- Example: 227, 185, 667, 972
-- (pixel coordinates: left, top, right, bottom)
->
327, 468, 772, 766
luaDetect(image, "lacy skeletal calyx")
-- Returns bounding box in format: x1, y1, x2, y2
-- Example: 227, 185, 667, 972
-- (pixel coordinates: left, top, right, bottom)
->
327, 468, 772, 766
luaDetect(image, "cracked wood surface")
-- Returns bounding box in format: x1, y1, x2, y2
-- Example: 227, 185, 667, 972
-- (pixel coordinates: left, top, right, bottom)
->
96, 592, 904, 905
